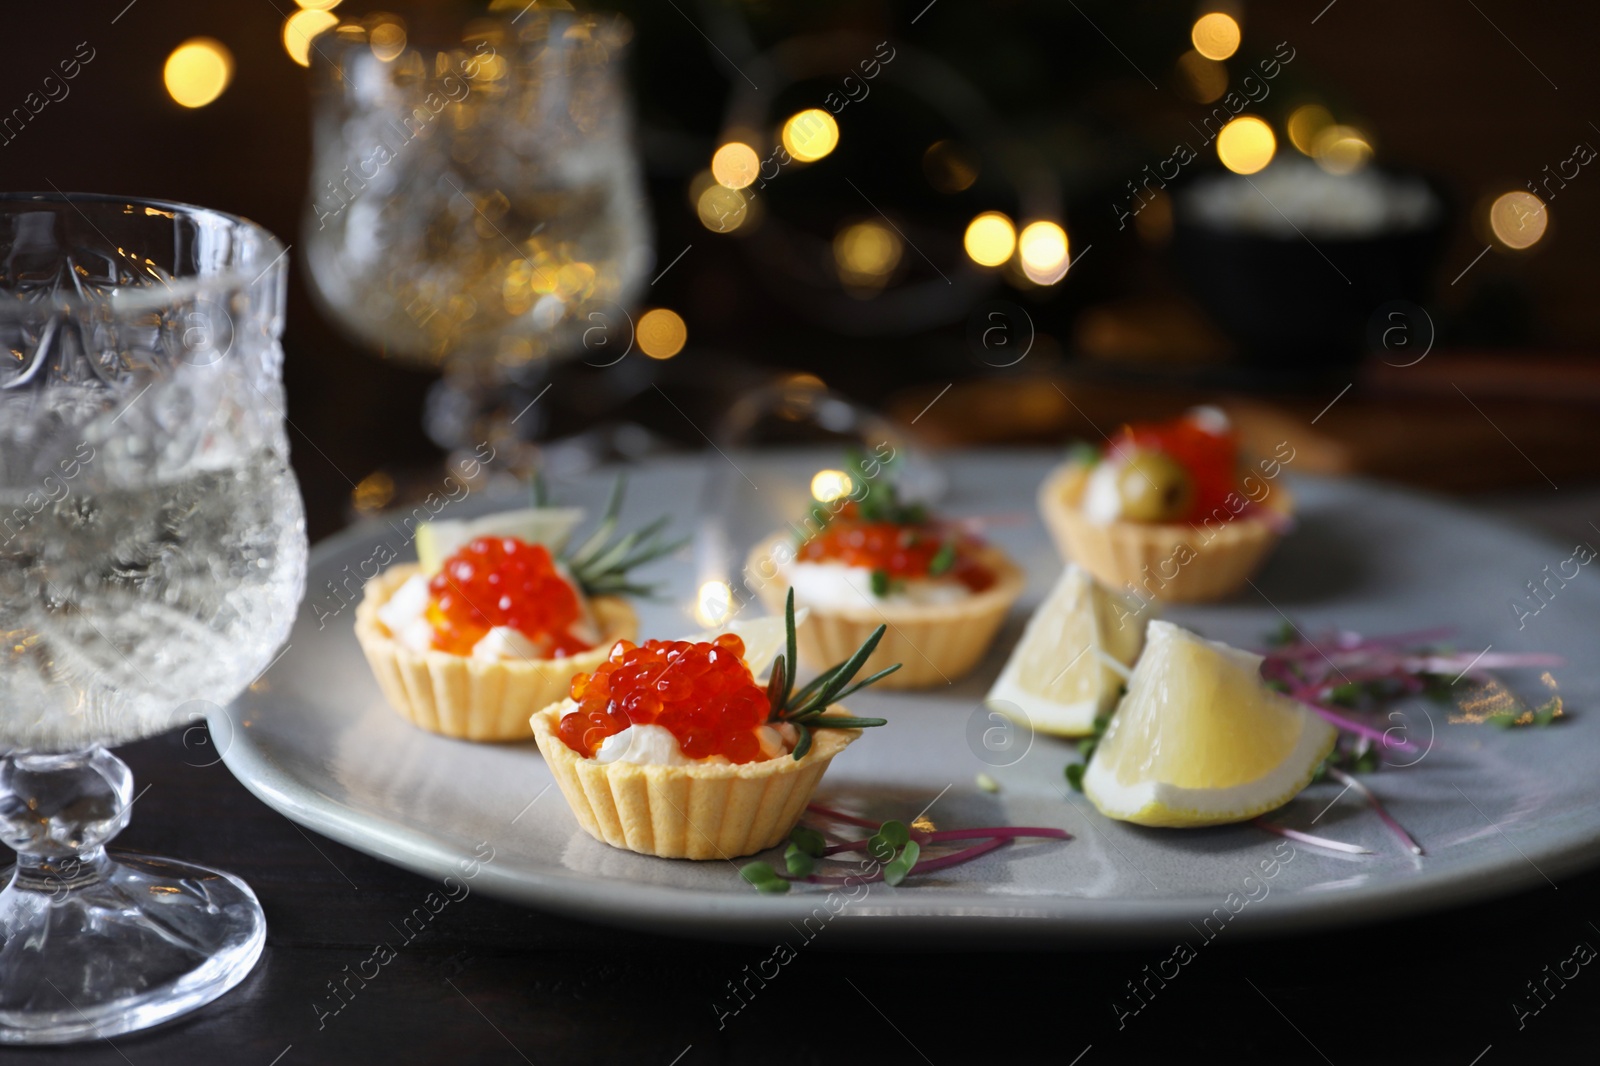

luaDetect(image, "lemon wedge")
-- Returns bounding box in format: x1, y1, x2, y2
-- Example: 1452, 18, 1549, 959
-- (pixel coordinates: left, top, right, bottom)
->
987, 565, 1146, 736
684, 609, 807, 678
1084, 620, 1336, 827
414, 507, 585, 574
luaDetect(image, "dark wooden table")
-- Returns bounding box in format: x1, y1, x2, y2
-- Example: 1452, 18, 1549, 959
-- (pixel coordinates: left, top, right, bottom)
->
3, 711, 1594, 1064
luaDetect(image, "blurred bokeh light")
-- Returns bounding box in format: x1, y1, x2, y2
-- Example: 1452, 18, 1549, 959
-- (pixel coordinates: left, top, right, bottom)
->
1174, 50, 1227, 103
964, 211, 1017, 267
637, 308, 688, 358
810, 469, 853, 503
782, 109, 839, 163
1190, 13, 1241, 61
1312, 125, 1373, 175
369, 21, 407, 63
1287, 104, 1334, 155
1216, 116, 1276, 175
711, 142, 760, 189
833, 220, 903, 288
283, 8, 338, 67
163, 38, 233, 109
1018, 221, 1070, 285
922, 140, 979, 193
1490, 191, 1549, 250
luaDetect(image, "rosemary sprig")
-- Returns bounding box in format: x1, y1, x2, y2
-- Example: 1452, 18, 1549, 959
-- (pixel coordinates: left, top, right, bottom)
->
798, 447, 925, 538
562, 476, 687, 598
845, 446, 924, 525
766, 588, 895, 760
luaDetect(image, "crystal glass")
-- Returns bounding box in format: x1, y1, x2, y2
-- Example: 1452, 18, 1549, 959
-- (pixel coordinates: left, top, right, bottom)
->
301, 8, 651, 457
0, 194, 307, 1042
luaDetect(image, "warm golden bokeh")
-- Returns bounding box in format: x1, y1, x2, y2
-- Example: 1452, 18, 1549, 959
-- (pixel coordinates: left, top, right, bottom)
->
964, 211, 1016, 267
283, 8, 339, 67
1287, 104, 1333, 156
711, 142, 760, 190
696, 184, 749, 232
810, 469, 854, 503
781, 109, 840, 163
163, 38, 234, 109
1216, 116, 1276, 175
1174, 50, 1227, 104
637, 308, 688, 359
369, 22, 407, 63
922, 139, 979, 193
833, 220, 903, 286
1489, 191, 1548, 250
1018, 221, 1070, 285
695, 580, 733, 627
1312, 125, 1373, 175
1191, 12, 1241, 61
351, 471, 396, 515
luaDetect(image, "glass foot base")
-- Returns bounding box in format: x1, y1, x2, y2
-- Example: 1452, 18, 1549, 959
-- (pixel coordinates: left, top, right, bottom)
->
0, 852, 266, 1044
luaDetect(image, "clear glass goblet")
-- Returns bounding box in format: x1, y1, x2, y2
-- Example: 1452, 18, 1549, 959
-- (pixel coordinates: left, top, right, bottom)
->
0, 194, 308, 1043
301, 8, 652, 462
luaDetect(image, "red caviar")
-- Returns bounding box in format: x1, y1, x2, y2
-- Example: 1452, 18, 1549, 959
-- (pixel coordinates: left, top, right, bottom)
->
427, 537, 593, 658
1109, 413, 1239, 523
557, 634, 772, 763
798, 503, 995, 592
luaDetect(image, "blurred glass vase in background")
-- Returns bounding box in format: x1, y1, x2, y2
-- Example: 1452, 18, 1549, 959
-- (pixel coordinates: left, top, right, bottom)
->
0, 195, 307, 1042
302, 8, 651, 457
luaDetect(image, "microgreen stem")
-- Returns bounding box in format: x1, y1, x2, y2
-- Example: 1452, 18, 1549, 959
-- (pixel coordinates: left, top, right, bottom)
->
908, 837, 1009, 874
1252, 818, 1372, 855
816, 825, 1070, 856
1303, 700, 1419, 754
1327, 767, 1424, 856
922, 826, 1072, 844
790, 839, 1012, 885
819, 838, 877, 858
805, 803, 883, 830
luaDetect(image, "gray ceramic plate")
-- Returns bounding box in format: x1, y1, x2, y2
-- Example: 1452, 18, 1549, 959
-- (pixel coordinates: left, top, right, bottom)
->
218, 451, 1600, 944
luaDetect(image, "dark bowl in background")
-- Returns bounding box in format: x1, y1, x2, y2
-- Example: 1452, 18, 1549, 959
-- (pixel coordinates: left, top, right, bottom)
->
1170, 168, 1450, 383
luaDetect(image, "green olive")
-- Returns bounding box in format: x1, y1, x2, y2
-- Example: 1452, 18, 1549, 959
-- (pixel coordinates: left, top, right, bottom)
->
1115, 450, 1195, 523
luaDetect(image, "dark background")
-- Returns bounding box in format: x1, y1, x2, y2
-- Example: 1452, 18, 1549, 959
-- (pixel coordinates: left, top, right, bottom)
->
4, 2, 1600, 1061
4, 1, 1599, 537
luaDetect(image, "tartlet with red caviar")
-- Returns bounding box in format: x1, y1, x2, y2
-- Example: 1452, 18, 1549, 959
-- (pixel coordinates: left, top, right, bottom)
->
355, 485, 681, 741
1038, 407, 1295, 603
531, 592, 896, 859
744, 455, 1023, 689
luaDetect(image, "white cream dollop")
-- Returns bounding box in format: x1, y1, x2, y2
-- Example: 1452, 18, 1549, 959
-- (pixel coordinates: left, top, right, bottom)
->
377, 574, 436, 652
595, 724, 694, 766
782, 559, 972, 609
470, 626, 540, 662
1081, 460, 1126, 525
377, 573, 429, 632
755, 725, 791, 760
379, 567, 596, 659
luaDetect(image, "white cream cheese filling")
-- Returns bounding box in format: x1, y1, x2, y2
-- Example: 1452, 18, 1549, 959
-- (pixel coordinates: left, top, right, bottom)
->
379, 569, 598, 659
782, 558, 972, 609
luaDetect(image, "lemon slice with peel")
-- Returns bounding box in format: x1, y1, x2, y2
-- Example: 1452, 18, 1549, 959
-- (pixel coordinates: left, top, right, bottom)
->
684, 610, 806, 678
987, 565, 1146, 736
1084, 620, 1336, 827
415, 507, 585, 575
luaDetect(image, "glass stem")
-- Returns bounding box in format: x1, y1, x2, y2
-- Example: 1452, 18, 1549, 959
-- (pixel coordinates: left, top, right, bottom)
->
0, 749, 131, 897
